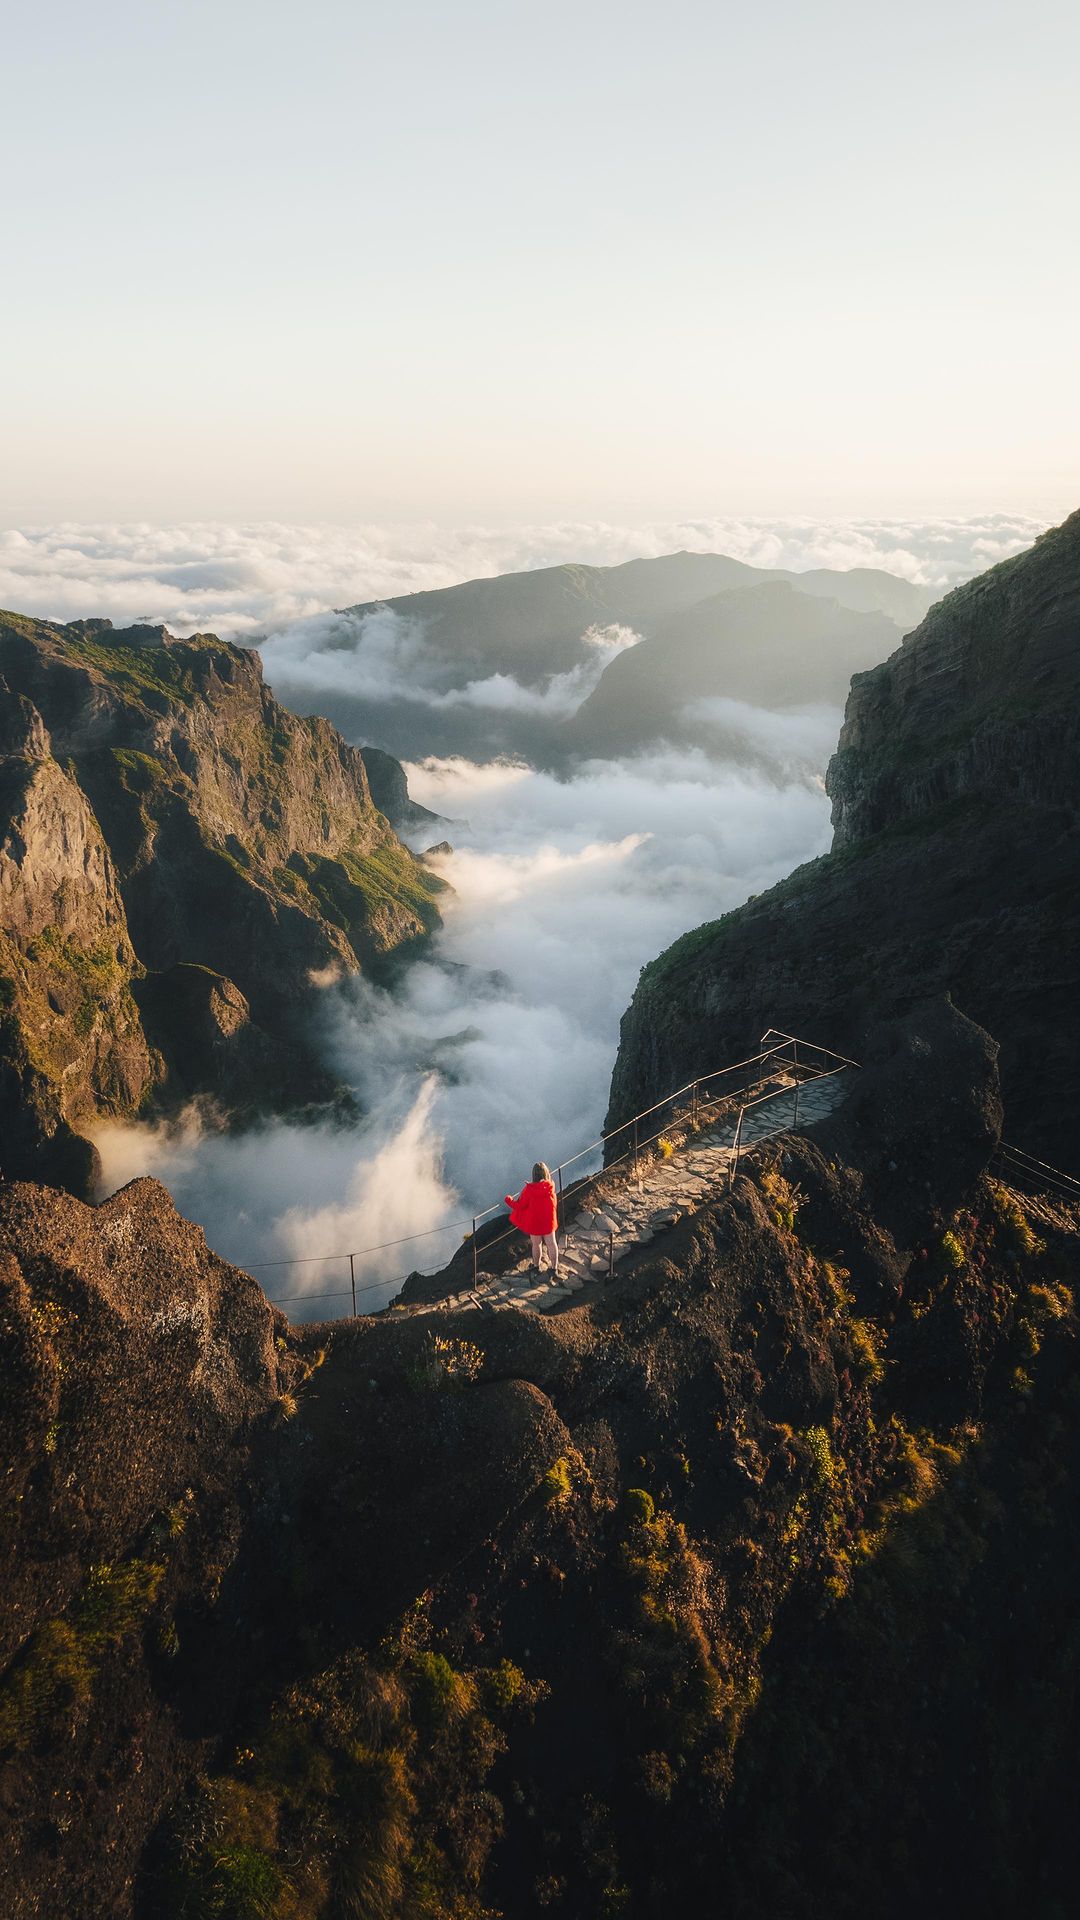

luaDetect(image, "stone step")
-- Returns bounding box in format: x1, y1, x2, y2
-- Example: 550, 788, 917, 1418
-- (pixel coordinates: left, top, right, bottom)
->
410, 1068, 853, 1325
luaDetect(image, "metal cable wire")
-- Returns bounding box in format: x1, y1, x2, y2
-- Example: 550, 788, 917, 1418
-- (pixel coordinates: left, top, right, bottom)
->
250, 1037, 856, 1314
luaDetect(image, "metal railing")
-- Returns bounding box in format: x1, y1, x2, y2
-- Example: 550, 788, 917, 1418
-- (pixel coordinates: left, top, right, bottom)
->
242, 1028, 858, 1317
990, 1139, 1080, 1205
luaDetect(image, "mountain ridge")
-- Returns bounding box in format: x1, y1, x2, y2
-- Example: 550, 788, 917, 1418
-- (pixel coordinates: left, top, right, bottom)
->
0, 612, 445, 1193
607, 509, 1080, 1167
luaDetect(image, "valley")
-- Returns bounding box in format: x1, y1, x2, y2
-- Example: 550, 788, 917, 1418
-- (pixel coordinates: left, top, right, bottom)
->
2, 515, 1079, 1919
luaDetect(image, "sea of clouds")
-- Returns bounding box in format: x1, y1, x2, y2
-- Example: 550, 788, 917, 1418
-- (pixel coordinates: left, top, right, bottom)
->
258, 608, 640, 721
94, 746, 833, 1316
0, 513, 1047, 640
70, 510, 1046, 1317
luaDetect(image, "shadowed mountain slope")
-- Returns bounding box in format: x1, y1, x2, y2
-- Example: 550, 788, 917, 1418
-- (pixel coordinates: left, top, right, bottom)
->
608, 510, 1080, 1168
343, 550, 932, 689
567, 581, 900, 761
3, 998, 1080, 1918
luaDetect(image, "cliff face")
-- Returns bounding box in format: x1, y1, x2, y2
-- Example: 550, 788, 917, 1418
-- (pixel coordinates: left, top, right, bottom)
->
829, 512, 1080, 843
0, 613, 446, 1191
3, 1003, 1079, 1919
357, 744, 443, 837
0, 1175, 290, 1918
608, 511, 1080, 1168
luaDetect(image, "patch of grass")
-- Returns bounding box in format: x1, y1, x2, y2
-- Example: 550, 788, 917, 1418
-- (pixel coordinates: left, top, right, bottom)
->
110, 746, 171, 791
940, 1229, 966, 1271
159, 1643, 539, 1920
614, 1492, 726, 1755
27, 923, 125, 1037
59, 630, 221, 707
406, 1334, 484, 1395
0, 1556, 164, 1751
292, 840, 446, 942
848, 1317, 886, 1383
542, 1456, 574, 1504
408, 1651, 476, 1727
760, 1166, 804, 1235
988, 1180, 1046, 1258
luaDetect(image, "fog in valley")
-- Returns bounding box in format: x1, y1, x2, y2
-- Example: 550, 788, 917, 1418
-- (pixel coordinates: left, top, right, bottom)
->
78, 511, 1049, 1314
95, 740, 833, 1315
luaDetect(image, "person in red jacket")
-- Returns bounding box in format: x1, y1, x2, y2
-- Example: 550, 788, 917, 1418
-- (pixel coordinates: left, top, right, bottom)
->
505, 1161, 560, 1276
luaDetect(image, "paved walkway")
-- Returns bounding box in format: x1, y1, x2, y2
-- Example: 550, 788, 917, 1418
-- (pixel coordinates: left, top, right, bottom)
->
391, 1072, 851, 1321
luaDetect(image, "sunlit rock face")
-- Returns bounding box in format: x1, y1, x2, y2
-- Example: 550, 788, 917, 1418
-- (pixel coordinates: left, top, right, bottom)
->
0, 611, 445, 1191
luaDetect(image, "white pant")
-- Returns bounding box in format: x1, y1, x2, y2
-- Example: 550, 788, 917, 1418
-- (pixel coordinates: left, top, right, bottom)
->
530, 1232, 559, 1271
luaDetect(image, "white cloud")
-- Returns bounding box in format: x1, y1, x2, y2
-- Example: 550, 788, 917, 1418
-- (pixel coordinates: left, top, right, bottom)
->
0, 514, 1050, 642
71, 508, 1055, 1319
684, 697, 843, 774
95, 740, 831, 1318
257, 609, 641, 723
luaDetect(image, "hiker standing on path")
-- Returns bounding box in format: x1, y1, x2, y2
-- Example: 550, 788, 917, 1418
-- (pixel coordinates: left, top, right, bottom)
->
505, 1162, 560, 1276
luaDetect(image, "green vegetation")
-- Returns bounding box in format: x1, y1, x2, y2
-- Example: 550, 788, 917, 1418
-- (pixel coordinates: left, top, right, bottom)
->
940, 1228, 966, 1270
110, 746, 171, 789
848, 1316, 886, 1383
59, 630, 222, 708
636, 903, 752, 987
406, 1334, 484, 1395
988, 1180, 1046, 1258
29, 923, 123, 1018
759, 1165, 804, 1234
159, 1645, 544, 1920
289, 841, 446, 944
613, 1491, 726, 1757
0, 1557, 164, 1751
542, 1455, 574, 1504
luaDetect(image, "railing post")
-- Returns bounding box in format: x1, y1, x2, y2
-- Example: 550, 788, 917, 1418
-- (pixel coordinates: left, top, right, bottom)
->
729, 1110, 743, 1190
633, 1115, 639, 1175
691, 1079, 698, 1130
793, 1038, 800, 1129
608, 1229, 614, 1279
349, 1253, 356, 1317
472, 1217, 478, 1287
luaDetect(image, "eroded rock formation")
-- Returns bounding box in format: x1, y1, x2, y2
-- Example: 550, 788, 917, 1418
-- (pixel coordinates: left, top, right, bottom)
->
0, 613, 446, 1190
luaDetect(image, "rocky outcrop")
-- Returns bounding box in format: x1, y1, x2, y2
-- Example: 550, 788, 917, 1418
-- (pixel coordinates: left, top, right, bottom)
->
0, 612, 447, 1190
2, 1002, 1077, 1918
829, 511, 1080, 843
608, 511, 1080, 1168
357, 743, 443, 834
0, 1175, 289, 1918
0, 696, 155, 1191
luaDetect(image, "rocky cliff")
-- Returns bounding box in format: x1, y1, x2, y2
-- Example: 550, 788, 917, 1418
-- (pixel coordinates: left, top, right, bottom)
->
0, 613, 446, 1192
608, 510, 1080, 1168
358, 744, 444, 838
2, 1000, 1078, 1918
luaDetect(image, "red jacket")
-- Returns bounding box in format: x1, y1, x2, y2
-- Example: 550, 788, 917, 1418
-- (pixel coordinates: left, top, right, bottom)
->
505, 1179, 558, 1236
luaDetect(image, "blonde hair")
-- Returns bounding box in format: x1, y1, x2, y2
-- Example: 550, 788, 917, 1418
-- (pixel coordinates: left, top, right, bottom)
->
532, 1161, 551, 1183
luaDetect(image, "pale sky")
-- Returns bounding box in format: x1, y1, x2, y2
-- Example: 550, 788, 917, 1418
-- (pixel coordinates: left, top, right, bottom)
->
3, 0, 1077, 524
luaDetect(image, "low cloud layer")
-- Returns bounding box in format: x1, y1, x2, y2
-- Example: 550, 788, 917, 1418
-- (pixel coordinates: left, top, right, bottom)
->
683, 697, 842, 772
0, 514, 1048, 640
95, 742, 832, 1317
258, 611, 639, 725
72, 508, 1048, 1317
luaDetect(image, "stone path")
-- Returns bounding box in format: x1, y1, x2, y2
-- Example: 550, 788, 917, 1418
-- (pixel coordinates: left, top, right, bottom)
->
390, 1072, 851, 1321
